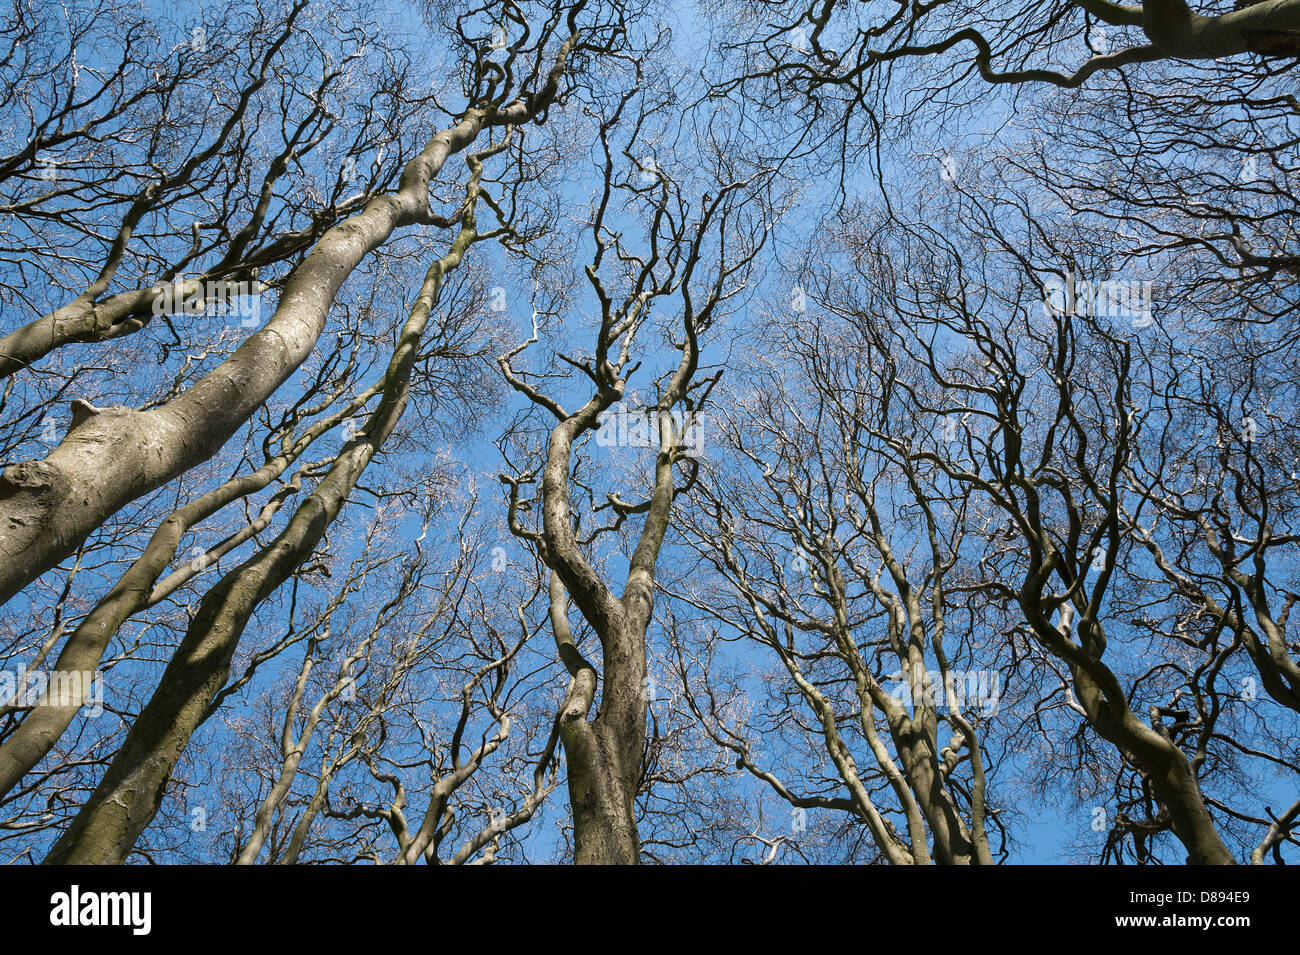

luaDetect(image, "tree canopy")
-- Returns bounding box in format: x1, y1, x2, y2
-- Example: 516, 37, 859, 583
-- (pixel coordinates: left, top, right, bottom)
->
0, 0, 1296, 866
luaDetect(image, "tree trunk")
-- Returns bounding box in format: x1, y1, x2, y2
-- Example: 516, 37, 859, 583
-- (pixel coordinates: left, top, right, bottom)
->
563, 718, 641, 864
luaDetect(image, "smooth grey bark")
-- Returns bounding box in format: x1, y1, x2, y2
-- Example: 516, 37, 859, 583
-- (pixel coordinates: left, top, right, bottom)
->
548, 568, 646, 864
1138, 0, 1300, 58
499, 170, 755, 863
43, 162, 492, 863
0, 387, 370, 801
0, 0, 309, 380
1077, 0, 1300, 56
0, 51, 572, 607
506, 295, 705, 864
538, 396, 655, 865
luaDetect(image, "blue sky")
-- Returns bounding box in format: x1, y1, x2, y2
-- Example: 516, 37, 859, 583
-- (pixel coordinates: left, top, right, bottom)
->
0, 0, 1295, 865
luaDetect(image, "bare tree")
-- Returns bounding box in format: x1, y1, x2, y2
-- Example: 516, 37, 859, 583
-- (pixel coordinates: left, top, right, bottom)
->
0, 0, 608, 606
665, 334, 1007, 863
498, 80, 774, 860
